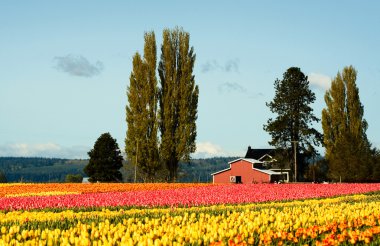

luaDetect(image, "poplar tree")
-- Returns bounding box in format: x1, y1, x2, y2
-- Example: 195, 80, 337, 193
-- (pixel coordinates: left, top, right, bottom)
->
125, 32, 160, 182
158, 27, 199, 182
264, 67, 322, 181
322, 65, 371, 182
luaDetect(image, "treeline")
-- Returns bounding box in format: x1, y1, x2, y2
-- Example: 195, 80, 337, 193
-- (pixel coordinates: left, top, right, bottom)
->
178, 157, 238, 182
0, 157, 87, 182
0, 157, 236, 183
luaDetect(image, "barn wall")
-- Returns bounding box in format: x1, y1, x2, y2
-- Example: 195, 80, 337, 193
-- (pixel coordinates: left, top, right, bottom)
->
213, 169, 231, 183
213, 159, 271, 184
251, 169, 270, 183
230, 160, 256, 184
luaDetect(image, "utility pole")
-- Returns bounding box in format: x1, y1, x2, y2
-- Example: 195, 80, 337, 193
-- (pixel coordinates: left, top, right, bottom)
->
292, 141, 298, 182
134, 141, 138, 183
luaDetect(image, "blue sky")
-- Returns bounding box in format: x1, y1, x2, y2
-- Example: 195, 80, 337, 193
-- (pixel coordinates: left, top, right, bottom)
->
1, 1, 380, 159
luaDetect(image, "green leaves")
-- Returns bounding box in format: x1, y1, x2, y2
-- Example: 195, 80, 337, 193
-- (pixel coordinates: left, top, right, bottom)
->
126, 28, 198, 182
322, 66, 371, 182
158, 27, 198, 182
126, 32, 160, 182
264, 67, 322, 181
84, 132, 123, 183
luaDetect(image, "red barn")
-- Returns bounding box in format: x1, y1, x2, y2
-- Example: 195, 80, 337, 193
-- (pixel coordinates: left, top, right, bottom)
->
211, 158, 287, 184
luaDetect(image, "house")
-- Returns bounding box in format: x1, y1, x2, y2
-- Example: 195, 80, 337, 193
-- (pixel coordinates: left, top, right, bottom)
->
246, 146, 291, 179
211, 146, 290, 183
211, 158, 288, 183
245, 146, 277, 167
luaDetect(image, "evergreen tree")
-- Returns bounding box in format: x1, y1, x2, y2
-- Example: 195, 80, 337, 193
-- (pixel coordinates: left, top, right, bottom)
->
264, 67, 322, 181
125, 32, 160, 182
158, 27, 199, 182
322, 66, 371, 182
84, 132, 123, 182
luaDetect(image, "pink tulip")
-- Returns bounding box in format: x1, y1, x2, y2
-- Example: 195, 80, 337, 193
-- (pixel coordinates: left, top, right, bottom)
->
1, 183, 380, 210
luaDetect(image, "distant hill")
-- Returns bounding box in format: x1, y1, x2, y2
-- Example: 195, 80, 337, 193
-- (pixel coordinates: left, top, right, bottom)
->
0, 156, 238, 183
0, 157, 87, 182
178, 157, 239, 182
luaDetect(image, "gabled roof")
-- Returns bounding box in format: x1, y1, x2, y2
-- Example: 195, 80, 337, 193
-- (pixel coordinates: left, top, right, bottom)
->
245, 146, 276, 160
229, 158, 262, 165
211, 158, 263, 176
258, 153, 277, 162
211, 167, 231, 176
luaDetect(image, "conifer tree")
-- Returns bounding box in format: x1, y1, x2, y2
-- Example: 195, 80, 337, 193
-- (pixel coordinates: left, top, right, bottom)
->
125, 32, 160, 182
322, 65, 371, 182
84, 132, 123, 182
264, 67, 322, 181
158, 27, 199, 182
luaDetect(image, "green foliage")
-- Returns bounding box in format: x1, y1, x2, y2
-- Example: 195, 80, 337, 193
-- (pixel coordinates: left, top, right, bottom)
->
0, 157, 86, 182
371, 149, 380, 181
0, 170, 7, 183
303, 158, 329, 182
158, 27, 199, 182
65, 174, 83, 183
0, 156, 233, 183
0, 157, 64, 170
178, 157, 238, 182
125, 27, 199, 182
84, 132, 123, 183
264, 67, 322, 181
120, 157, 235, 183
322, 66, 372, 182
126, 32, 161, 182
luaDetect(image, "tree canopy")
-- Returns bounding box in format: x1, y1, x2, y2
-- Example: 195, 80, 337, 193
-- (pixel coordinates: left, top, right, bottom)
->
84, 132, 123, 182
125, 32, 161, 182
126, 27, 198, 182
158, 27, 199, 182
322, 66, 372, 182
264, 67, 322, 181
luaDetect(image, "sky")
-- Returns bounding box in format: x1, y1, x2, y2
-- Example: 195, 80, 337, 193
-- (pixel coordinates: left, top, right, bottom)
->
1, 1, 380, 159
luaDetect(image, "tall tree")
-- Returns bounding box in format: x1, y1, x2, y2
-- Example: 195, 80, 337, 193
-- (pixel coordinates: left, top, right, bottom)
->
84, 132, 123, 182
158, 27, 199, 182
125, 32, 160, 182
264, 67, 322, 181
322, 65, 371, 182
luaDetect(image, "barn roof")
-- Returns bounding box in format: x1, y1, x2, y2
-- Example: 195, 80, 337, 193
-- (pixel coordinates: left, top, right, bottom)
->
211, 167, 231, 176
229, 158, 263, 165
245, 146, 276, 160
211, 158, 264, 176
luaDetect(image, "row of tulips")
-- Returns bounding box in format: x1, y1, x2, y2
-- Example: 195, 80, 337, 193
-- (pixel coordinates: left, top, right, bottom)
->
0, 192, 378, 227
0, 183, 214, 198
2, 183, 380, 210
1, 193, 380, 245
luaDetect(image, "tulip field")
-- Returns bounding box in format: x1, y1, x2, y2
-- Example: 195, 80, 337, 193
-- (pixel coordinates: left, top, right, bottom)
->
1, 183, 380, 245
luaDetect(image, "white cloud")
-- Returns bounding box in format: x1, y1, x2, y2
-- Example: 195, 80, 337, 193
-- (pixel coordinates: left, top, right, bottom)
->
0, 143, 89, 159
308, 73, 331, 91
192, 142, 236, 158
54, 54, 104, 77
